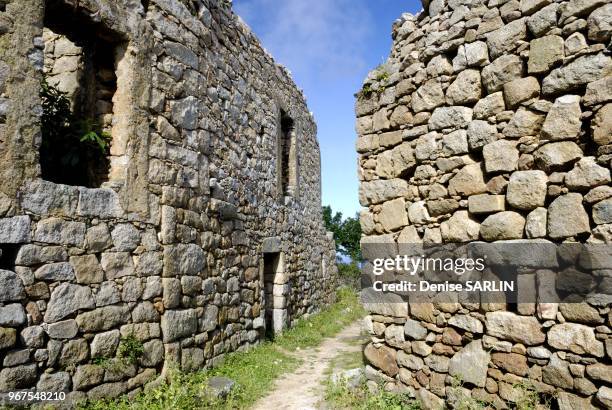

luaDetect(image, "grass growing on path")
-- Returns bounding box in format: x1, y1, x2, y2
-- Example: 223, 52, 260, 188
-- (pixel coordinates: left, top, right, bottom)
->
325, 380, 422, 410
81, 287, 365, 410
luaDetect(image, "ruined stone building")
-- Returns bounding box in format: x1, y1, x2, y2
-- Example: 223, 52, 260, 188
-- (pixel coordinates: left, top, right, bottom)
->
356, 0, 611, 406
0, 0, 338, 399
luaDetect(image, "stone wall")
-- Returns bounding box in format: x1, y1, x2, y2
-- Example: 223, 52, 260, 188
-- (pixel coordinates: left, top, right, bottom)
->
0, 0, 337, 401
356, 0, 611, 407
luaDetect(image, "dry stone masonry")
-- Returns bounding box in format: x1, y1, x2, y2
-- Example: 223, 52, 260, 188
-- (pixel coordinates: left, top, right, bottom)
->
0, 0, 337, 401
356, 0, 611, 406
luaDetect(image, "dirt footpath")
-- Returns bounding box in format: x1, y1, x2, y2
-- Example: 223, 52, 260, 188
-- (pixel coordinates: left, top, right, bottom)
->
251, 321, 365, 410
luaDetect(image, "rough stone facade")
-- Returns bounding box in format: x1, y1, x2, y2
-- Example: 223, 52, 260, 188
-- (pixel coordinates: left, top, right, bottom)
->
356, 0, 611, 407
0, 0, 337, 401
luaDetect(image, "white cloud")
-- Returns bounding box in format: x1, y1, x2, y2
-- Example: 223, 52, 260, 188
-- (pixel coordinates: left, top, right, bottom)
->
234, 0, 373, 83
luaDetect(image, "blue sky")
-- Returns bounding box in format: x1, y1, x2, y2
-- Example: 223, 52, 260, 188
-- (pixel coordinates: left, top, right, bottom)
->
234, 0, 422, 219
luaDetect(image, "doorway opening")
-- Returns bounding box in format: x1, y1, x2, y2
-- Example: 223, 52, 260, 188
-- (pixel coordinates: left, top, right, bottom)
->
263, 252, 289, 338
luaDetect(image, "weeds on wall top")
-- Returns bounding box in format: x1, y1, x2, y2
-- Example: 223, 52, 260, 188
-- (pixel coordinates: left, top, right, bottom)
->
356, 69, 390, 100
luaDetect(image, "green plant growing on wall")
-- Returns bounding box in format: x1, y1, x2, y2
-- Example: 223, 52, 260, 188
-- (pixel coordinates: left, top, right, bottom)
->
40, 77, 111, 186
356, 69, 390, 100
117, 334, 144, 365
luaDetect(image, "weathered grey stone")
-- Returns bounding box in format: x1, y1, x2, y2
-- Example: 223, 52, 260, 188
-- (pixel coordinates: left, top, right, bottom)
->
122, 277, 143, 302
77, 188, 123, 218
412, 80, 445, 112
448, 314, 483, 333
407, 201, 432, 226
585, 185, 612, 204
135, 251, 163, 277
593, 198, 612, 225
483, 140, 519, 173
596, 386, 612, 409
161, 309, 197, 342
34, 218, 85, 246
70, 255, 104, 284
139, 339, 163, 367
587, 363, 612, 383
20, 325, 44, 347
171, 96, 198, 130
404, 319, 427, 340
19, 180, 78, 216
163, 243, 205, 276
503, 77, 540, 108
541, 95, 582, 140
487, 18, 527, 59
592, 103, 612, 145
96, 281, 121, 307
0, 364, 37, 390
465, 41, 489, 67
527, 3, 559, 36
76, 305, 131, 332
480, 211, 525, 240
474, 92, 506, 119
359, 179, 410, 206
44, 283, 94, 323
37, 372, 71, 391
58, 338, 89, 367
525, 207, 547, 238
559, 0, 607, 23
375, 143, 416, 179
542, 54, 612, 95
503, 108, 545, 138
47, 319, 78, 339
559, 303, 603, 324
542, 354, 574, 389
548, 193, 590, 239
91, 330, 120, 358
0, 303, 26, 327
15, 245, 67, 266
87, 381, 127, 400
86, 224, 112, 253
528, 35, 564, 74
448, 163, 487, 196
442, 130, 468, 156
110, 224, 141, 252
588, 4, 612, 42
506, 170, 548, 210
549, 323, 604, 356
449, 340, 490, 387
101, 252, 134, 279
468, 194, 505, 214
584, 77, 612, 107
441, 210, 481, 242
566, 157, 611, 189
446, 69, 482, 105
467, 120, 498, 150
142, 276, 162, 300
429, 106, 473, 130
34, 262, 75, 281
73, 364, 105, 391
415, 133, 438, 160
564, 33, 587, 56
485, 311, 545, 345
0, 270, 25, 302
0, 216, 31, 243
534, 141, 583, 171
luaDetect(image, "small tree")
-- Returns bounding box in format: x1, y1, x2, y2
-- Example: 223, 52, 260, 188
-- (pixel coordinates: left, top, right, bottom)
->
322, 205, 362, 263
